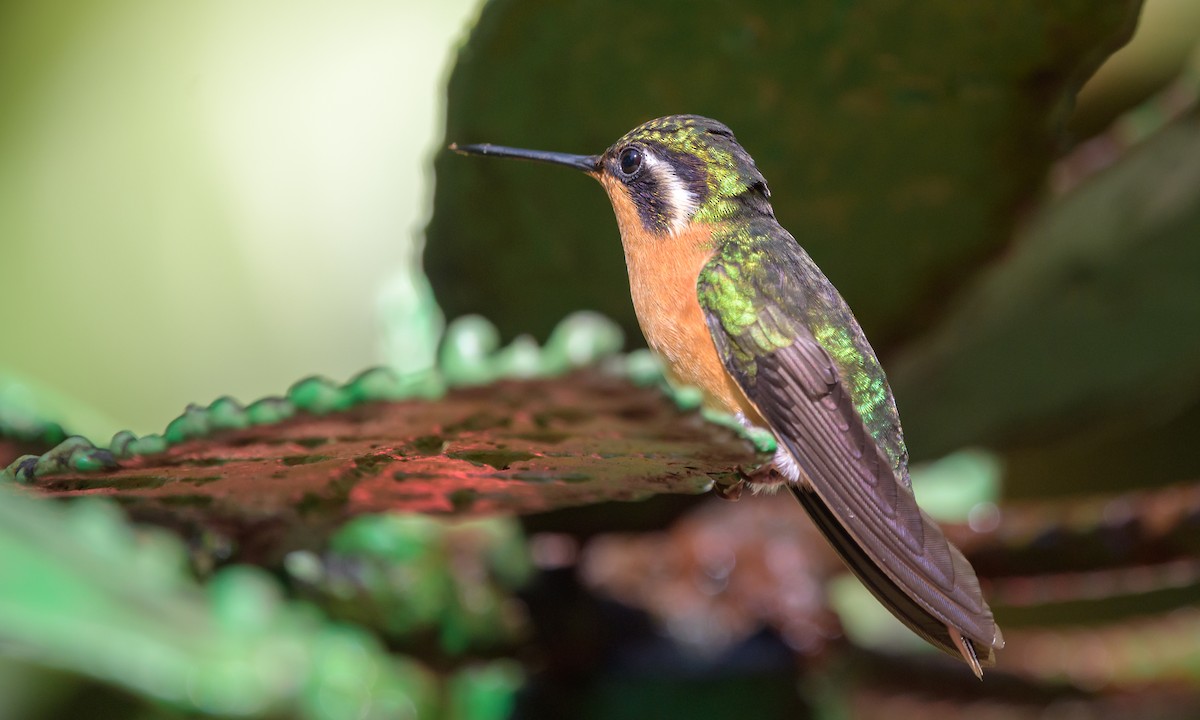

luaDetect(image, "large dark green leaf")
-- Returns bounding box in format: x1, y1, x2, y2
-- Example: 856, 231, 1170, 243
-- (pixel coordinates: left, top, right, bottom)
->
426, 0, 1140, 349
891, 105, 1200, 459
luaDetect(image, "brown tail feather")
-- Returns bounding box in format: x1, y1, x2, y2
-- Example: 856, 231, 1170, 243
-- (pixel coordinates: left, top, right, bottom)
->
787, 483, 996, 674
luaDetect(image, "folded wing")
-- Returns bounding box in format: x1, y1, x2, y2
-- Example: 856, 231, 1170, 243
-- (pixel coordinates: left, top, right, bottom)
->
697, 228, 1001, 671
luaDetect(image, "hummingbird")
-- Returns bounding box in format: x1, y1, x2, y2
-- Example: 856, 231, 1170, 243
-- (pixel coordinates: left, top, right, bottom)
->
451, 115, 1003, 676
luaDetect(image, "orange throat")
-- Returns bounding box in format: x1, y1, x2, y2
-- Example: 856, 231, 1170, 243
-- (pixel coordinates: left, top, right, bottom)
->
598, 175, 762, 423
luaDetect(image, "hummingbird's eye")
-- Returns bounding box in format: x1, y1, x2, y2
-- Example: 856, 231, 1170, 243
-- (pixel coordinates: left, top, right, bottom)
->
618, 147, 643, 177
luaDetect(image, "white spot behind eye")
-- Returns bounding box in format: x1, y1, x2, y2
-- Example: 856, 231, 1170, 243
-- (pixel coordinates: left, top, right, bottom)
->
642, 152, 699, 235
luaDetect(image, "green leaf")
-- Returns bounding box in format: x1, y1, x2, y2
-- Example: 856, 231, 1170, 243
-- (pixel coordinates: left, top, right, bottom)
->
891, 103, 1200, 459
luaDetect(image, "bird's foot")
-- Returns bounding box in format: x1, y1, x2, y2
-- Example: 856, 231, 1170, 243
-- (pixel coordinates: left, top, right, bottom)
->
727, 462, 788, 497
713, 475, 746, 501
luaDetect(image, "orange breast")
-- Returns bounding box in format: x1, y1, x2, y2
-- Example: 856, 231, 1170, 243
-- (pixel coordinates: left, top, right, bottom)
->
599, 176, 763, 423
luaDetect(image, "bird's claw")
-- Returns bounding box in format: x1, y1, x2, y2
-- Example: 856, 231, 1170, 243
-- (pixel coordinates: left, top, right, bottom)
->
713, 476, 746, 501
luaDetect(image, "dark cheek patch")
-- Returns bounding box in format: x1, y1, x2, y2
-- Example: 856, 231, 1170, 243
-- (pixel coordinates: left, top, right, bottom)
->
624, 149, 709, 235
629, 175, 672, 234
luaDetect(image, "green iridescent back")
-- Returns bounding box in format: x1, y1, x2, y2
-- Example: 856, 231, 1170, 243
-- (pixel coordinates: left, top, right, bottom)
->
699, 220, 909, 481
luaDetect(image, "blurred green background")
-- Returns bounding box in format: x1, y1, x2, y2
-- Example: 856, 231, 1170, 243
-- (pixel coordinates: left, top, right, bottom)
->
1, 0, 1197, 441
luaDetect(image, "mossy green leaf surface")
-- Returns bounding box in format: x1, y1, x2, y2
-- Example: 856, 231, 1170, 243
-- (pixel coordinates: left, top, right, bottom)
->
20, 370, 760, 562
426, 0, 1140, 349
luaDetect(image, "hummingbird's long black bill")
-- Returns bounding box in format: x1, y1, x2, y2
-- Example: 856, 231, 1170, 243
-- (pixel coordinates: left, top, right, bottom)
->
450, 143, 600, 172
